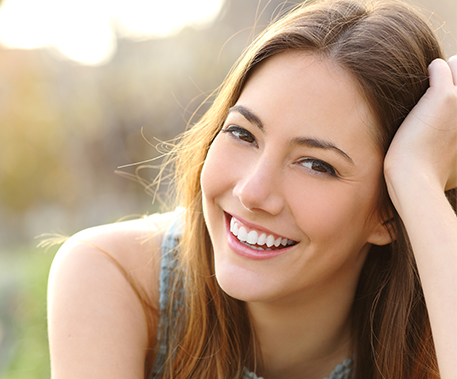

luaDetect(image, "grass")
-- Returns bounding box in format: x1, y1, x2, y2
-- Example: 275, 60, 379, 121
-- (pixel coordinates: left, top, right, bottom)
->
0, 244, 57, 379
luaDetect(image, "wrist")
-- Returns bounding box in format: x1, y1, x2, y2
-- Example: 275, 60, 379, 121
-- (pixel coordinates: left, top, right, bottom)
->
384, 165, 445, 210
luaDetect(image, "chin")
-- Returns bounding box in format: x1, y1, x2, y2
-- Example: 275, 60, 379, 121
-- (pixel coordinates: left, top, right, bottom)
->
213, 256, 286, 303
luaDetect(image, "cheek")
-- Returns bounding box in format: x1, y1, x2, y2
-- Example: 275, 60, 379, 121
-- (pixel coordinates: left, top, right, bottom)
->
200, 135, 233, 204
288, 181, 379, 246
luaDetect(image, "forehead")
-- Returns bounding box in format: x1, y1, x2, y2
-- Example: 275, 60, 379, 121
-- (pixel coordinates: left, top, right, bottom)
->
236, 52, 379, 152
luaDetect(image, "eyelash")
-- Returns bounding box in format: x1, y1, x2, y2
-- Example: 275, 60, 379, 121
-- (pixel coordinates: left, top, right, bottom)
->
222, 125, 258, 146
222, 125, 338, 178
297, 158, 338, 177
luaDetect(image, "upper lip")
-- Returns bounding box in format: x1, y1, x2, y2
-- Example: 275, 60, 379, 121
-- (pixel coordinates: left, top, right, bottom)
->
225, 211, 297, 242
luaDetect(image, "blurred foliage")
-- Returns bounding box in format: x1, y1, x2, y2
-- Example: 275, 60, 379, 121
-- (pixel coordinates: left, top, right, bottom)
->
0, 245, 56, 378
0, 0, 307, 246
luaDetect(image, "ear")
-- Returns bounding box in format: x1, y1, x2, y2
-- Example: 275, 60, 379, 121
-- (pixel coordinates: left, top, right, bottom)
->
367, 217, 396, 246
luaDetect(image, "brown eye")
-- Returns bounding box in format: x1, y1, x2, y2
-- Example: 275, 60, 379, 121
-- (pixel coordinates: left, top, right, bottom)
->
311, 161, 327, 172
298, 158, 337, 177
222, 126, 258, 146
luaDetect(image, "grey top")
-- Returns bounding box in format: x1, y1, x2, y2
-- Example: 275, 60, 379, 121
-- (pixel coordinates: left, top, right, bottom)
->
150, 209, 353, 379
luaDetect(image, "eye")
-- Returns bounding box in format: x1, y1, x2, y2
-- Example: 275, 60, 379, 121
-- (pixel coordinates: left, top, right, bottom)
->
222, 125, 258, 147
298, 158, 338, 177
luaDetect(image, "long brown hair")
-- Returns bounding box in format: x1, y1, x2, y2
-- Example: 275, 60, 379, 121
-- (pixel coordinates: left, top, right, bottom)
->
151, 0, 456, 378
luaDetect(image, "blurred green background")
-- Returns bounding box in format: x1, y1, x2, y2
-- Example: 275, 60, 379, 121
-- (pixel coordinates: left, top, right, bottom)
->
0, 0, 455, 377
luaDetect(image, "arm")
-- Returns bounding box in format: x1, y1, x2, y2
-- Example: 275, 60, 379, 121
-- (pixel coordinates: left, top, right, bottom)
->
47, 214, 172, 379
384, 57, 457, 379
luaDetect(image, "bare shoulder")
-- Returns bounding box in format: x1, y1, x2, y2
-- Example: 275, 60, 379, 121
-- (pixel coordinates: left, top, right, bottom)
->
51, 211, 176, 301
47, 211, 176, 379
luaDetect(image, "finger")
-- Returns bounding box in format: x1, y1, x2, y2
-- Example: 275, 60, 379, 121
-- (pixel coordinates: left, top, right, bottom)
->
448, 55, 457, 86
428, 58, 454, 89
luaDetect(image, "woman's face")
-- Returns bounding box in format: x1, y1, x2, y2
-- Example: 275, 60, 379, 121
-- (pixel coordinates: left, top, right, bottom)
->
201, 52, 390, 305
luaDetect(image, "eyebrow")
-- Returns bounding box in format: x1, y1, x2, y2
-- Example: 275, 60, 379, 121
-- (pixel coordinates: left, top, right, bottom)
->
228, 104, 354, 165
229, 105, 264, 131
291, 137, 354, 165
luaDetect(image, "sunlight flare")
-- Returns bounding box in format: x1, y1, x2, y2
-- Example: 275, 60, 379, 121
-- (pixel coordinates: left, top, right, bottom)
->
0, 0, 225, 65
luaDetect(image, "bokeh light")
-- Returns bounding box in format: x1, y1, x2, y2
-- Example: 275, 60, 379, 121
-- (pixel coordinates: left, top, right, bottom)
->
0, 0, 225, 65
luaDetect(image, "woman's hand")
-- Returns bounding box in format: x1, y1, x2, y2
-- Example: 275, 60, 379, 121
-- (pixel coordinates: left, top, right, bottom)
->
383, 56, 457, 379
384, 56, 457, 195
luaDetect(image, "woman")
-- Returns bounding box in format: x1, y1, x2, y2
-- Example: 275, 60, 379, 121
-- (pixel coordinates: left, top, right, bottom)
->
47, 0, 457, 378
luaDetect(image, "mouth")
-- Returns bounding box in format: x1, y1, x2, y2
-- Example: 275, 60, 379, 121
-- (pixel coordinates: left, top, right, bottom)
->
228, 213, 298, 251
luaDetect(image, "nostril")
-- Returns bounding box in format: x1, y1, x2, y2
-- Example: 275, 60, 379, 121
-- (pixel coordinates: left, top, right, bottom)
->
234, 182, 283, 215
232, 161, 285, 215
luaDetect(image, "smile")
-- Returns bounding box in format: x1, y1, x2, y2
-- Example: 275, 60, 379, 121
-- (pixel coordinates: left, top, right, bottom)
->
230, 216, 297, 251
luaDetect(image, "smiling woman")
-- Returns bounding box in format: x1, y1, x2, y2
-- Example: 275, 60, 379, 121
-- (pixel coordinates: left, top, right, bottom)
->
46, 0, 457, 378
201, 53, 389, 306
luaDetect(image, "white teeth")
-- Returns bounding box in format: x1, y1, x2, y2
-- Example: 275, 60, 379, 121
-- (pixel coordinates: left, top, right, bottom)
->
231, 217, 239, 236
266, 235, 275, 247
247, 230, 258, 244
229, 217, 295, 249
238, 226, 248, 242
258, 233, 267, 245
230, 216, 235, 233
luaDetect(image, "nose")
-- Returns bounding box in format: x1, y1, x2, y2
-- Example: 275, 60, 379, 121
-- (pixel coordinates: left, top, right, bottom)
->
232, 156, 284, 215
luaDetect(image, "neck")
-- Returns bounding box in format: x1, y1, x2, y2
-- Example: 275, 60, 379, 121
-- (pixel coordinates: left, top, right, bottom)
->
246, 279, 357, 379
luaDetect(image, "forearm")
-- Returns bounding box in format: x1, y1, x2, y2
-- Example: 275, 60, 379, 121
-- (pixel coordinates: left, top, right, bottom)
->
387, 174, 457, 379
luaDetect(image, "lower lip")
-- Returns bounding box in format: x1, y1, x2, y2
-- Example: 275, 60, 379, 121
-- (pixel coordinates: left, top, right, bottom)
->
225, 214, 295, 260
